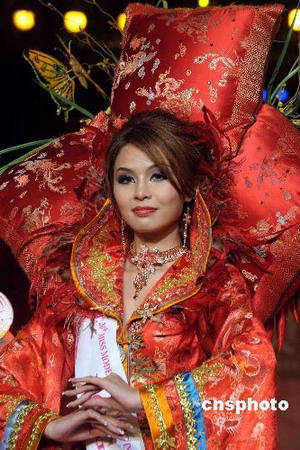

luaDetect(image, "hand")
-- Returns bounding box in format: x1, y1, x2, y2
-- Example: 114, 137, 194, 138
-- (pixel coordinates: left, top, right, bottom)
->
43, 408, 132, 442
64, 373, 143, 413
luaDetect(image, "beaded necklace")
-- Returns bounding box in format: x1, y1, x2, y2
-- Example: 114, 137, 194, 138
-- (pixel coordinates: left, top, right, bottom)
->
127, 243, 187, 300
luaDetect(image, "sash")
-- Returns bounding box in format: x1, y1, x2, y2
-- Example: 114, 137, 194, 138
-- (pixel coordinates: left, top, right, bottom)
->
75, 315, 145, 450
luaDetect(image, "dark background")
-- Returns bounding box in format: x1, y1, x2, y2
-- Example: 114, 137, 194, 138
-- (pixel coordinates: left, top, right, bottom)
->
0, 0, 299, 164
0, 1, 299, 448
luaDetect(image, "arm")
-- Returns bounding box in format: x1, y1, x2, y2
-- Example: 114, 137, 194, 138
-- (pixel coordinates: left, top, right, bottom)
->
68, 264, 277, 449
139, 264, 277, 449
0, 302, 132, 448
0, 307, 63, 449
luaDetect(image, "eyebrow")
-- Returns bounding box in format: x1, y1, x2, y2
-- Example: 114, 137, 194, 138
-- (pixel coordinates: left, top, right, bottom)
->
116, 164, 158, 173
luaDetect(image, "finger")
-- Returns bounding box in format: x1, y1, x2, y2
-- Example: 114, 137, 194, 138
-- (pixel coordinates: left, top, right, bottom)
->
81, 397, 125, 412
87, 408, 123, 418
69, 426, 110, 442
70, 376, 102, 386
88, 423, 127, 441
66, 391, 99, 408
86, 410, 133, 436
70, 376, 121, 392
64, 385, 99, 397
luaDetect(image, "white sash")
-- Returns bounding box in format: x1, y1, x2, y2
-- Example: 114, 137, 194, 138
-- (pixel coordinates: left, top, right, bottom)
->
75, 316, 145, 450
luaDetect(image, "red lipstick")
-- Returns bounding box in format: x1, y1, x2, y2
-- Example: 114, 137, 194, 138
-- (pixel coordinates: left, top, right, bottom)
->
132, 207, 157, 216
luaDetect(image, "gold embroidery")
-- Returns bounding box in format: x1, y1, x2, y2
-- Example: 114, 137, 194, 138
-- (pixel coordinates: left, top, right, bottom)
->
174, 374, 198, 450
192, 361, 222, 397
72, 190, 211, 325
0, 373, 18, 387
130, 355, 156, 385
7, 403, 36, 450
224, 5, 283, 130
21, 199, 52, 234
146, 384, 175, 449
135, 192, 211, 319
27, 411, 59, 449
0, 396, 26, 423
88, 248, 119, 306
19, 158, 71, 194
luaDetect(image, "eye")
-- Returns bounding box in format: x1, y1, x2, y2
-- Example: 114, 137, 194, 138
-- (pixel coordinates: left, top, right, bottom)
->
116, 174, 135, 184
150, 171, 167, 181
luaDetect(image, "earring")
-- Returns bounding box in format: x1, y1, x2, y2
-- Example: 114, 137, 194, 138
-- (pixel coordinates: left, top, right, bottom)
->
121, 218, 126, 258
183, 204, 191, 247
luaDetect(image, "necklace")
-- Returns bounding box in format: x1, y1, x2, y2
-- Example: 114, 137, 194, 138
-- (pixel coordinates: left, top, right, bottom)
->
127, 243, 187, 300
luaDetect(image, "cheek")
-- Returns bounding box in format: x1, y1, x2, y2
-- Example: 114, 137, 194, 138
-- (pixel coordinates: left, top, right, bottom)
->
157, 188, 183, 211
113, 185, 129, 210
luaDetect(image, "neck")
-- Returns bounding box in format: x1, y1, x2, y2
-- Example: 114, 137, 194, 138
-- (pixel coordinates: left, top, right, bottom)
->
133, 227, 182, 252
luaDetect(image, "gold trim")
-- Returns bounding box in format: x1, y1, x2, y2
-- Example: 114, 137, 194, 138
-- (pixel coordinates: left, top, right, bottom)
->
6, 403, 36, 450
70, 190, 212, 329
174, 374, 198, 450
70, 198, 122, 325
26, 411, 59, 449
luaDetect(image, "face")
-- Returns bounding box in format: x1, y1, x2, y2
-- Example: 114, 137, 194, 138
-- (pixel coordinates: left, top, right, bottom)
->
113, 144, 185, 244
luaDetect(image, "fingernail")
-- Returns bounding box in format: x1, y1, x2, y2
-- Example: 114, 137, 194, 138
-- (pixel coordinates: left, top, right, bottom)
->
66, 402, 71, 408
117, 428, 125, 435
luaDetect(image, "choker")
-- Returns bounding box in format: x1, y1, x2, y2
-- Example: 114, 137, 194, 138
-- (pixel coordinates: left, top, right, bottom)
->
127, 243, 187, 300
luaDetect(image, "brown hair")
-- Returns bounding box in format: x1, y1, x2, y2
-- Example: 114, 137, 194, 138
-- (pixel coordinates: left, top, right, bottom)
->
104, 109, 218, 200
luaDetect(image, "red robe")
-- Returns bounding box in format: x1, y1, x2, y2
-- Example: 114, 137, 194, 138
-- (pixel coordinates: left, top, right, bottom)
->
0, 189, 277, 449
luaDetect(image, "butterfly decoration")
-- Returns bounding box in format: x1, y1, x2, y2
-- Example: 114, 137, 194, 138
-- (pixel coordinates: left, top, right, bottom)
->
55, 35, 109, 100
23, 49, 75, 121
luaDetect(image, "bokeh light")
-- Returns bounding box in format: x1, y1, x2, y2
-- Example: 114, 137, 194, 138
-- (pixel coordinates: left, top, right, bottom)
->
64, 11, 88, 33
198, 0, 210, 7
117, 13, 127, 31
276, 88, 290, 102
12, 10, 35, 31
262, 89, 268, 102
288, 9, 300, 31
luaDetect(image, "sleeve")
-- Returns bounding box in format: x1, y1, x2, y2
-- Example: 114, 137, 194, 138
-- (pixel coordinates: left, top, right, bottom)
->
139, 264, 277, 450
0, 303, 72, 450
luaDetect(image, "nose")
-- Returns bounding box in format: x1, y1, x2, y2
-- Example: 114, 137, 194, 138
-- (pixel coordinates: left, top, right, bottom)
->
134, 179, 151, 200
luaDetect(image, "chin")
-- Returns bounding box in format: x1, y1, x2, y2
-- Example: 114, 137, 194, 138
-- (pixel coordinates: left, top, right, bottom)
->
132, 226, 158, 235
132, 224, 176, 238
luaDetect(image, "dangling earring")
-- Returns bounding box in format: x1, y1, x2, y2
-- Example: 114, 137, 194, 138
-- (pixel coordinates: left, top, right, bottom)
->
121, 218, 126, 258
183, 203, 191, 247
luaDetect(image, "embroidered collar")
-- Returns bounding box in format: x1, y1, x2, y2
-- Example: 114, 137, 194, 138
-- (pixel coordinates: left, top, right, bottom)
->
70, 190, 212, 323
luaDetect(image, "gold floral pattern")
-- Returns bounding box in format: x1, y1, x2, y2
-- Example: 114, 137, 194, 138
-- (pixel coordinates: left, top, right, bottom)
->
111, 3, 284, 155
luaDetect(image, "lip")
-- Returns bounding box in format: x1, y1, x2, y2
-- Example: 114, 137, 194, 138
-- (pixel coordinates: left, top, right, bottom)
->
132, 207, 157, 216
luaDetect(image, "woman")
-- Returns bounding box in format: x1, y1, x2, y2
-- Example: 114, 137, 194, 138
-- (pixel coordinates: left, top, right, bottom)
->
0, 110, 276, 449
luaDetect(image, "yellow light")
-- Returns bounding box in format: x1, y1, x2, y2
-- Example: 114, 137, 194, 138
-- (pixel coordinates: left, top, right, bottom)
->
117, 13, 127, 31
198, 0, 210, 7
64, 11, 87, 33
12, 10, 35, 31
288, 9, 300, 31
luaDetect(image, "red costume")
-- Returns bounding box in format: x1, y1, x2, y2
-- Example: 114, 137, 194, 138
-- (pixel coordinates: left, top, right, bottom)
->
0, 172, 277, 448
0, 4, 298, 447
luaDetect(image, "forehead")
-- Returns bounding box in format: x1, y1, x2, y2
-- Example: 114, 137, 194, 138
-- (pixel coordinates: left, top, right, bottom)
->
114, 143, 156, 170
